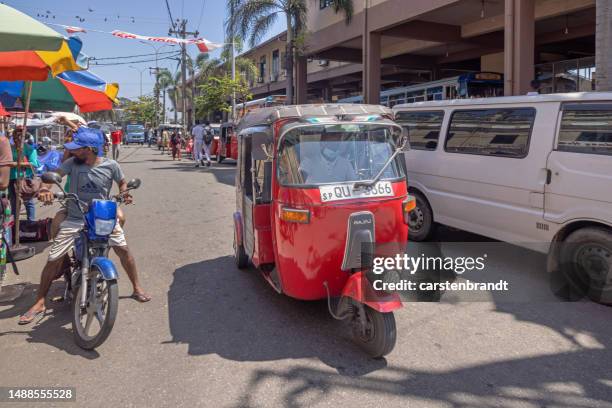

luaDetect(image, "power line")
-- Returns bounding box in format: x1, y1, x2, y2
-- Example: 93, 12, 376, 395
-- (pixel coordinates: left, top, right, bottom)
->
90, 53, 181, 66
165, 0, 177, 31
196, 0, 206, 31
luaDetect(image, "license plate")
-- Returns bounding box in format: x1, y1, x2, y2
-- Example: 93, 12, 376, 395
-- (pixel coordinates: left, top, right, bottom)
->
319, 181, 394, 202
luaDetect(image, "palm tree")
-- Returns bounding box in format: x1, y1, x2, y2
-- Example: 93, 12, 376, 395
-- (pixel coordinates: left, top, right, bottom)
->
596, 0, 611, 91
157, 69, 175, 124
227, 0, 353, 104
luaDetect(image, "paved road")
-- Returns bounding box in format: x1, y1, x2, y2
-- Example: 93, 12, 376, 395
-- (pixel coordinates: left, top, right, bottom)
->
0, 146, 610, 408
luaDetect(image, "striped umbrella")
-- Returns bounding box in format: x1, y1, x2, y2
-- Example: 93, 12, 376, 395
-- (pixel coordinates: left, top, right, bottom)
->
0, 70, 119, 113
0, 4, 85, 81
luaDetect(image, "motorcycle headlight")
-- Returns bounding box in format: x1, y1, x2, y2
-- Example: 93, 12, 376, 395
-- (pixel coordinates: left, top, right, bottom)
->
94, 218, 116, 236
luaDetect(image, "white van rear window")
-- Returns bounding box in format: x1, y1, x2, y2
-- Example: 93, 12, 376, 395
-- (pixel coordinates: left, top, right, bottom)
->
559, 108, 612, 156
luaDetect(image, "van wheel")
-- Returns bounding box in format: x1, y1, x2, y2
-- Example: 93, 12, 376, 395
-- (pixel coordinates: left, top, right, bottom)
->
408, 192, 435, 242
560, 227, 612, 305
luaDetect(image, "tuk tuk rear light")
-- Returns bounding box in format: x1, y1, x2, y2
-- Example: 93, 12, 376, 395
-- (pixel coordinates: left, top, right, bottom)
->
280, 207, 310, 224
402, 196, 416, 224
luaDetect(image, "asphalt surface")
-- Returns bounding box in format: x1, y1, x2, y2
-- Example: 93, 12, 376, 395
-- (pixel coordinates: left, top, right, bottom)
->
0, 145, 610, 408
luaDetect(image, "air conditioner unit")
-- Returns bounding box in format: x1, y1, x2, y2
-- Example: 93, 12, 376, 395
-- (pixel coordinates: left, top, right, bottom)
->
270, 74, 279, 82
318, 59, 329, 67
257, 77, 264, 83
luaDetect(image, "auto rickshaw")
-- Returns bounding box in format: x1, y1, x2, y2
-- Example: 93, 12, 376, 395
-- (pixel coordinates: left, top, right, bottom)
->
233, 104, 413, 357
213, 122, 238, 163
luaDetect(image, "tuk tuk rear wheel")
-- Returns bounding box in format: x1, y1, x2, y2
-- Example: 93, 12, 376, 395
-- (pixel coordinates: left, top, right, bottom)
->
234, 231, 248, 269
352, 306, 397, 358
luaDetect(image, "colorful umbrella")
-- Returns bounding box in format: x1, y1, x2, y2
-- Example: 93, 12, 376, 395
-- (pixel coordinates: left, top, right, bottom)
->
0, 4, 85, 81
0, 70, 119, 113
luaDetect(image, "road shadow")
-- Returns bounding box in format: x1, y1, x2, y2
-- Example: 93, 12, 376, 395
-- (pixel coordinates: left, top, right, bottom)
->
167, 256, 388, 375
0, 281, 100, 359
235, 349, 612, 407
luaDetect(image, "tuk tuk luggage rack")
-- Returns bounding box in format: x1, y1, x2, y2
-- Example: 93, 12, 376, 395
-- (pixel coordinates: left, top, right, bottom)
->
236, 104, 394, 131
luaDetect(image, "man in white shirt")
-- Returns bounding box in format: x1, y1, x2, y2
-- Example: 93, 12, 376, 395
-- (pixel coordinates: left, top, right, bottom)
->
191, 120, 204, 168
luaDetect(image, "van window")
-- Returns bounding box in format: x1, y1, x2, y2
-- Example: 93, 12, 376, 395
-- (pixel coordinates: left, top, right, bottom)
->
445, 108, 535, 158
395, 111, 444, 151
558, 106, 612, 156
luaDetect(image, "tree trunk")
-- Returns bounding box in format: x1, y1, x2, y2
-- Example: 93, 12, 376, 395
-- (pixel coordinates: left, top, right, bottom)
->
596, 0, 612, 91
285, 14, 294, 105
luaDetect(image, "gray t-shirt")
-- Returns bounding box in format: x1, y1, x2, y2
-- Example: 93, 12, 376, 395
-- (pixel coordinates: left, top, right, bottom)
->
60, 157, 125, 220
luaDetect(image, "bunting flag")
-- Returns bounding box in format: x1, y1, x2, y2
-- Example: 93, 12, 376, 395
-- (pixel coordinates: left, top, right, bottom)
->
48, 24, 223, 53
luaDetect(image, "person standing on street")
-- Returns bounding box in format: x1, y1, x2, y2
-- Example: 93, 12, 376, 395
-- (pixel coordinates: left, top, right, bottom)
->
202, 121, 214, 167
111, 128, 122, 161
170, 131, 183, 161
191, 120, 204, 168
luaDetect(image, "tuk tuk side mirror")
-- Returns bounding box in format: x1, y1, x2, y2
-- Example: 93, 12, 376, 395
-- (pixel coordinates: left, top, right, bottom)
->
252, 130, 274, 161
400, 127, 410, 152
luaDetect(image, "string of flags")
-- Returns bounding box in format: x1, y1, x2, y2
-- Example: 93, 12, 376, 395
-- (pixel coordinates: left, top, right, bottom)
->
48, 23, 223, 53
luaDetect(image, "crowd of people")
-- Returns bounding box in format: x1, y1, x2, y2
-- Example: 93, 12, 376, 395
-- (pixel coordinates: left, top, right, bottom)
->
154, 120, 215, 167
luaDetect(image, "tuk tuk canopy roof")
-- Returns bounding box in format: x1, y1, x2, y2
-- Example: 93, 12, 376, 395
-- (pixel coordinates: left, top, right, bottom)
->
237, 104, 393, 131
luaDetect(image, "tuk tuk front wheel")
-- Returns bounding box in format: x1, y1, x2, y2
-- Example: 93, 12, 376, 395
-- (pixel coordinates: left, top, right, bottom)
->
234, 231, 248, 269
351, 305, 397, 358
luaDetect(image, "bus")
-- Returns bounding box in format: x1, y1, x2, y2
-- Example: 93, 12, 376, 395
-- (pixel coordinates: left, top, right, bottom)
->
338, 72, 504, 107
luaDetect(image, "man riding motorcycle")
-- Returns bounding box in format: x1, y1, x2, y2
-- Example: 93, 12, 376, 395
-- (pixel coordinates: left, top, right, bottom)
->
19, 130, 151, 325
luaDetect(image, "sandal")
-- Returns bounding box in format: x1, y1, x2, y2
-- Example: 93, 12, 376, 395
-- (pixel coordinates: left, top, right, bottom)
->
130, 293, 152, 303
18, 308, 46, 325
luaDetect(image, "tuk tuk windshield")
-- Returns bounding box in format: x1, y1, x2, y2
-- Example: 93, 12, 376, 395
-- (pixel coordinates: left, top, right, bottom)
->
278, 123, 404, 186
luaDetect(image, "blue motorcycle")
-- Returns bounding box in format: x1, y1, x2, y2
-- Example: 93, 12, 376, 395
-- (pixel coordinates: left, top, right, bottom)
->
42, 172, 141, 349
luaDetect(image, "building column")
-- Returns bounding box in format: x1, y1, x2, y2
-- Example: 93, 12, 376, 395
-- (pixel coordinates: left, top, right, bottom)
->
596, 0, 612, 91
322, 81, 333, 102
295, 56, 308, 104
363, 31, 381, 104
504, 0, 535, 96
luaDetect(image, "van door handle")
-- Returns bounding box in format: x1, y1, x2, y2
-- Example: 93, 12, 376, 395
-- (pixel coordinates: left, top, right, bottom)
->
545, 169, 552, 184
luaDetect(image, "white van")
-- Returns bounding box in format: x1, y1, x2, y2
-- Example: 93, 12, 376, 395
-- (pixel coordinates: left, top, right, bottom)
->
394, 93, 612, 302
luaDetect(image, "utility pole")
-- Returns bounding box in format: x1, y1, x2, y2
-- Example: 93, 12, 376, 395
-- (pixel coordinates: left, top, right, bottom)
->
169, 19, 199, 138
230, 1, 236, 121
129, 65, 146, 98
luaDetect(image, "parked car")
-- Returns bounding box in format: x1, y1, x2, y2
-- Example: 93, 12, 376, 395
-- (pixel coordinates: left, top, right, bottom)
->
394, 92, 612, 303
124, 123, 145, 145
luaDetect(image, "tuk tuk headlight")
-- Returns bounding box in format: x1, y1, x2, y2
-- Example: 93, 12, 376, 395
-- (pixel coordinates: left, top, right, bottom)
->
280, 208, 310, 224
402, 196, 416, 224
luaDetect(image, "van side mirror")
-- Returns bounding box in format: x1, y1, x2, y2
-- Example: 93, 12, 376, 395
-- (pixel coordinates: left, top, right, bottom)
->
252, 130, 273, 161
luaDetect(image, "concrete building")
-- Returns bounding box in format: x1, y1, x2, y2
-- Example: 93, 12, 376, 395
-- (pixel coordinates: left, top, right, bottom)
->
242, 0, 602, 103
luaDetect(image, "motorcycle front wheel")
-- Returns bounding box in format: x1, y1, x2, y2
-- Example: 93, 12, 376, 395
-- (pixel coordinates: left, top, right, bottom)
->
72, 269, 118, 350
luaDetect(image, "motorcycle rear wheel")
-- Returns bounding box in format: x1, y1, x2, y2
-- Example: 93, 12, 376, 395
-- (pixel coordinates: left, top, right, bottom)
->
72, 269, 118, 350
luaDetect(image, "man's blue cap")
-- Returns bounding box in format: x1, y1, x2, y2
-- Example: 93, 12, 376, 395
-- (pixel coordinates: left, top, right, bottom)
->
64, 127, 104, 151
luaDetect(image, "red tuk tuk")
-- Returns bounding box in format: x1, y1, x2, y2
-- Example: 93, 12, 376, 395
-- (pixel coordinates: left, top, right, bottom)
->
233, 104, 412, 357
212, 122, 238, 163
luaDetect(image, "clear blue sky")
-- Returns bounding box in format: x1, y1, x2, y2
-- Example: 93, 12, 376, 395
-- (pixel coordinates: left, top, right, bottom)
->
4, 0, 286, 101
